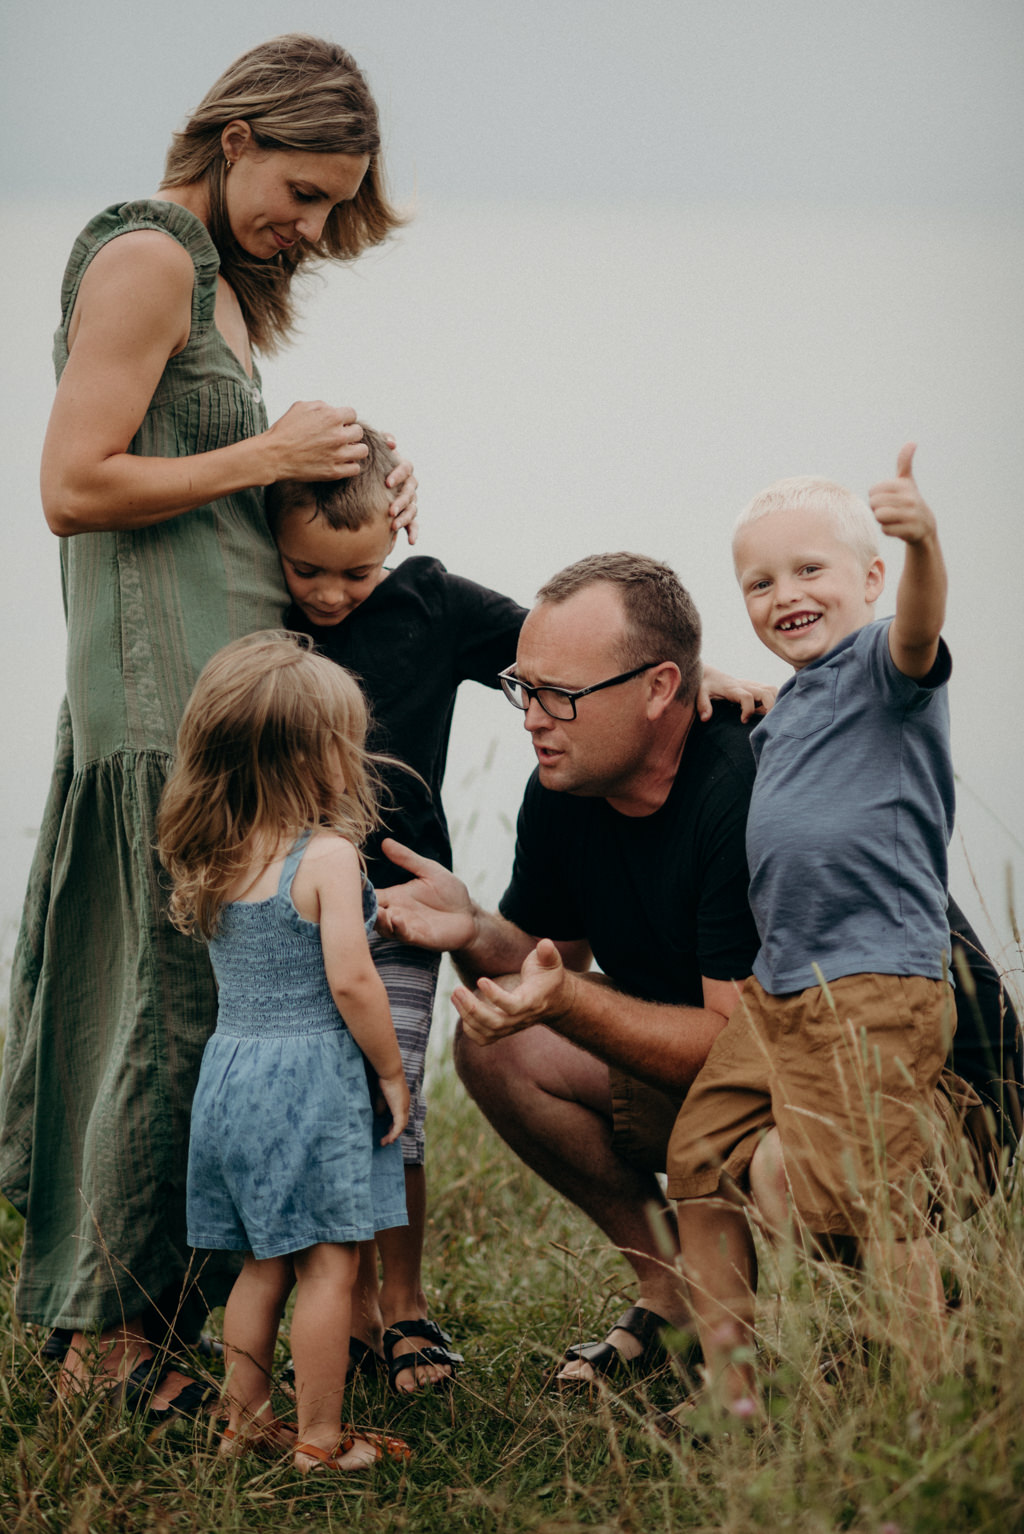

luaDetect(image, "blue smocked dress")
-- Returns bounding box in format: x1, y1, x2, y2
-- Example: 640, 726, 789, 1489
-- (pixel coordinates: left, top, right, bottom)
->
186, 833, 407, 1259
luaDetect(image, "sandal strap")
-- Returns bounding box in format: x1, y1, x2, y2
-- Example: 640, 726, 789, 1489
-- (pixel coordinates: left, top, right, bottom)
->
342, 1425, 413, 1463
119, 1356, 172, 1412
384, 1343, 463, 1390
347, 1336, 384, 1378
294, 1441, 338, 1466
560, 1306, 670, 1381
611, 1305, 670, 1348
562, 1339, 623, 1372
382, 1318, 453, 1352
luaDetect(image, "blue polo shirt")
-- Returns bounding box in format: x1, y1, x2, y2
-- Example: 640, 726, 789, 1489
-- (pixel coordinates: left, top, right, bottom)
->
746, 619, 954, 995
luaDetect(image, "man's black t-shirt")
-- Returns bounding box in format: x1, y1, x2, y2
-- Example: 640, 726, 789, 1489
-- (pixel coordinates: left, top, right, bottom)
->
288, 556, 526, 887
499, 705, 762, 1006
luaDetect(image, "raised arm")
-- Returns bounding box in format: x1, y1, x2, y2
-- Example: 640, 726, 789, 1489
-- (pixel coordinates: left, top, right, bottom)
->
868, 442, 947, 679
42, 230, 369, 536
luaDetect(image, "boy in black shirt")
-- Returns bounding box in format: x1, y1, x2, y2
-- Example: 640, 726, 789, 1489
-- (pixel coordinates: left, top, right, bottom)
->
267, 427, 526, 1393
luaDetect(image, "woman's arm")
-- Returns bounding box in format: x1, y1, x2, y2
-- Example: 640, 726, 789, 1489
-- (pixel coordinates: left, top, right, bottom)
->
42, 230, 369, 536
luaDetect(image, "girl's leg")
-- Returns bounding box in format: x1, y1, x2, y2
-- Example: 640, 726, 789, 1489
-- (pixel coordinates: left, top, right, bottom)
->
290, 1243, 364, 1467
222, 1254, 294, 1441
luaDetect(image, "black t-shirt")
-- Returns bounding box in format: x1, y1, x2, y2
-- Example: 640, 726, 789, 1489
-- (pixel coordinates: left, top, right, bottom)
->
287, 556, 526, 887
499, 705, 762, 1006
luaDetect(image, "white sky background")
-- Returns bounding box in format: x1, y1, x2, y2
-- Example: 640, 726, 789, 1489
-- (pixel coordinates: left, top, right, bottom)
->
2, 0, 1023, 210
1, 1, 1023, 980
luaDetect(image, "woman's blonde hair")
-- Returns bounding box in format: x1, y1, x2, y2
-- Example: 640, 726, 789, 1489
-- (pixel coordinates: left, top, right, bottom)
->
158, 630, 385, 938
161, 33, 406, 352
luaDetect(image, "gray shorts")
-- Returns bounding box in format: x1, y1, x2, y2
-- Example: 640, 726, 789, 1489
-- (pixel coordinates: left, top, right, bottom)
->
369, 932, 442, 1166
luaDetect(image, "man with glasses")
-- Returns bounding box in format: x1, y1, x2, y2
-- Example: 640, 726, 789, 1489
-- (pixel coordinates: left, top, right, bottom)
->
377, 552, 762, 1382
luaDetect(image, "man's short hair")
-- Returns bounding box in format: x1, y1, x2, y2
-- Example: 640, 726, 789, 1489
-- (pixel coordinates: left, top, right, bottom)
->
265, 423, 398, 533
733, 476, 881, 569
536, 552, 702, 702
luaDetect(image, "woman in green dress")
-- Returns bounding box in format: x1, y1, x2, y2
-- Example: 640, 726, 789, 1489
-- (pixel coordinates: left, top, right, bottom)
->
0, 33, 416, 1418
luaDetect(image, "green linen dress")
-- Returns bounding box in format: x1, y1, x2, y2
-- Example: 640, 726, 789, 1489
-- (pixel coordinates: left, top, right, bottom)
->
0, 200, 288, 1330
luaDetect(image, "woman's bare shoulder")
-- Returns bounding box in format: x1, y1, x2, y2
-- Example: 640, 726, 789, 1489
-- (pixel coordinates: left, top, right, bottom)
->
78, 227, 195, 297
68, 228, 195, 352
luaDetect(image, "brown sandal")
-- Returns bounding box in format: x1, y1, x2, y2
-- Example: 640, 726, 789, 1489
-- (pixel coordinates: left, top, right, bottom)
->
294, 1427, 412, 1470
219, 1419, 297, 1459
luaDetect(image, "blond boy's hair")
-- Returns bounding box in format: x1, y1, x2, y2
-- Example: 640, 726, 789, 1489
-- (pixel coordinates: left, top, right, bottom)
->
733, 476, 881, 569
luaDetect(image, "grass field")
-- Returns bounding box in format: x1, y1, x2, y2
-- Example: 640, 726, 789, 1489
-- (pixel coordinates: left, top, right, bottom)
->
2, 1039, 1023, 1534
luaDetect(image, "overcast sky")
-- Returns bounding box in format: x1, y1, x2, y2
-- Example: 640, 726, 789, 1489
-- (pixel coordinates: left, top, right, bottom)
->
2, 1, 1022, 211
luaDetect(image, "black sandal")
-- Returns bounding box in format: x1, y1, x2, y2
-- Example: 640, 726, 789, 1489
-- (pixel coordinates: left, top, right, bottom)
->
42, 1329, 74, 1363
346, 1336, 384, 1383
119, 1356, 213, 1426
382, 1319, 463, 1392
558, 1305, 673, 1387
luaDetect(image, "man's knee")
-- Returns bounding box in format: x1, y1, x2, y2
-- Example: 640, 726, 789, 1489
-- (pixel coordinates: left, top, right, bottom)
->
453, 1018, 518, 1106
452, 1018, 478, 1090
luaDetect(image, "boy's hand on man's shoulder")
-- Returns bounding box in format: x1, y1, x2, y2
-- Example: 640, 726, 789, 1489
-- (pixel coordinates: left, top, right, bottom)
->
868, 442, 938, 546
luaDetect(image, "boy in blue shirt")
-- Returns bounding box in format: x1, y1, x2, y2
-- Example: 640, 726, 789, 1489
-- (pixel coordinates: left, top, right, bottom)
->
669, 444, 955, 1419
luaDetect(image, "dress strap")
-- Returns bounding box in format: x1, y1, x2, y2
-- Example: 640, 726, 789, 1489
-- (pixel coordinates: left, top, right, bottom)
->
277, 829, 316, 905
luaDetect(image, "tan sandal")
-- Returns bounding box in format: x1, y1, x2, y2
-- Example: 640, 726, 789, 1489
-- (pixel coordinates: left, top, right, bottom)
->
294, 1427, 412, 1471
219, 1419, 297, 1459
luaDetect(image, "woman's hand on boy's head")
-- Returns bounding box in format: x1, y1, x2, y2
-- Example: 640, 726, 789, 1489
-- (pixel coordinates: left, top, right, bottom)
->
263, 401, 368, 483
383, 437, 419, 544
869, 442, 939, 547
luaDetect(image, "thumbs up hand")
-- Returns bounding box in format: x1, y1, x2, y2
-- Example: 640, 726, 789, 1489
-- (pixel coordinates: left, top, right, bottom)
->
868, 441, 938, 546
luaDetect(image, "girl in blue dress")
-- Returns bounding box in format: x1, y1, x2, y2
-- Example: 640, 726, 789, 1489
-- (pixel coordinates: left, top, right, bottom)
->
158, 630, 411, 1471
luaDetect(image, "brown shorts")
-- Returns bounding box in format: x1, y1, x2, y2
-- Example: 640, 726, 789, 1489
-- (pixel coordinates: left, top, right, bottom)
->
666, 973, 953, 1238
609, 1067, 682, 1172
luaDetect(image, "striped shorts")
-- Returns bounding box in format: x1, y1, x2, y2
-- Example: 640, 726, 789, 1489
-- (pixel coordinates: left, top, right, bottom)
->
369, 932, 442, 1165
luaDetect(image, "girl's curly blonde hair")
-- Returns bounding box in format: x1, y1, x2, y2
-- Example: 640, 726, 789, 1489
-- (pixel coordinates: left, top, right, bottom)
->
158, 630, 386, 939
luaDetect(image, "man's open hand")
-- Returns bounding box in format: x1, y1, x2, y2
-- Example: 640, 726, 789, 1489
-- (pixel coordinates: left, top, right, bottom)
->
375, 839, 477, 952
454, 939, 575, 1045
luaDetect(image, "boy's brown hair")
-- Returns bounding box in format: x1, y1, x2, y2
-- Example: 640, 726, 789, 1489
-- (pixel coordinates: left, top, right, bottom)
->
265, 423, 398, 533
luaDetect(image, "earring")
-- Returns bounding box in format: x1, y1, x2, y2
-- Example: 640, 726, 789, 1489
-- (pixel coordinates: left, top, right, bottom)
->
225, 156, 234, 171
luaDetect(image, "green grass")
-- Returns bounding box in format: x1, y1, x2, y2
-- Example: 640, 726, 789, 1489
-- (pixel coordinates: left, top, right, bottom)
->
2, 1053, 1023, 1534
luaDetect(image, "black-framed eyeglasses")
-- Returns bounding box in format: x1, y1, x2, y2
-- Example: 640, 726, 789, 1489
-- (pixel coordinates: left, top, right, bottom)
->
497, 662, 659, 721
